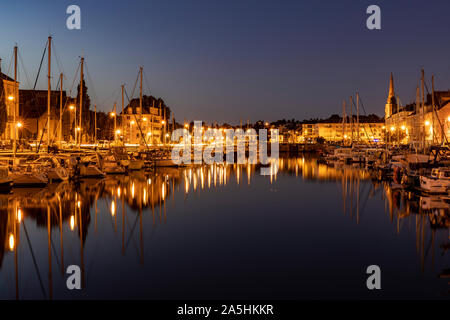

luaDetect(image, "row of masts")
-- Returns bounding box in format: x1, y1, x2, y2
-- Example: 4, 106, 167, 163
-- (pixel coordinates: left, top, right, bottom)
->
7, 36, 168, 154
341, 92, 360, 146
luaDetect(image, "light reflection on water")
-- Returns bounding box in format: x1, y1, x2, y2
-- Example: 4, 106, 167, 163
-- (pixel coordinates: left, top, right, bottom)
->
0, 157, 448, 299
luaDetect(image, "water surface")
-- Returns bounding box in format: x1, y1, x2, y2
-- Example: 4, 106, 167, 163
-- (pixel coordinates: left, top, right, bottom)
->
0, 157, 448, 299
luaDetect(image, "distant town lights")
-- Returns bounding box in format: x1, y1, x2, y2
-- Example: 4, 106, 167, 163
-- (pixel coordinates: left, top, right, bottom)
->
401, 125, 406, 130
390, 126, 395, 131
69, 105, 75, 110
130, 120, 135, 125
8, 96, 14, 101
16, 122, 23, 128
425, 121, 430, 126
76, 127, 81, 131
115, 129, 121, 134
110, 112, 116, 117
143, 117, 147, 121
161, 120, 165, 124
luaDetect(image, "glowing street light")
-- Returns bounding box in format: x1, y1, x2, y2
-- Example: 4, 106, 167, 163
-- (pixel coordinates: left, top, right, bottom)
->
130, 120, 135, 125
9, 233, 14, 250
69, 105, 75, 111
110, 112, 116, 117
115, 129, 121, 135
390, 126, 395, 132
16, 122, 22, 128
425, 121, 430, 126
76, 127, 81, 131
401, 125, 406, 131
8, 96, 14, 101
161, 120, 165, 125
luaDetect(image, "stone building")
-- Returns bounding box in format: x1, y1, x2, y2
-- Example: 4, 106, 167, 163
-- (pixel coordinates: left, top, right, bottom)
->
0, 71, 20, 141
384, 73, 450, 147
120, 98, 169, 145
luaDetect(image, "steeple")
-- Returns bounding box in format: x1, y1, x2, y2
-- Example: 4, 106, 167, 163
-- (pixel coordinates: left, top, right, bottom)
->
387, 72, 395, 102
385, 72, 397, 118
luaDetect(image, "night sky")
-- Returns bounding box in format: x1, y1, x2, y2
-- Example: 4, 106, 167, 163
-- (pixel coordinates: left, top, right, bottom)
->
1, 0, 449, 124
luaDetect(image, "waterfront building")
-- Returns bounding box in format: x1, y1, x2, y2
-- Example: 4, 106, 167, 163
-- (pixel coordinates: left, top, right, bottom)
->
384, 73, 450, 146
121, 98, 168, 145
0, 71, 20, 142
301, 119, 384, 143
18, 89, 72, 142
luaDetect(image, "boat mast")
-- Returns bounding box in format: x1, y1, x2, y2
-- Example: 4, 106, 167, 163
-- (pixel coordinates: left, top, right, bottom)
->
350, 96, 353, 146
114, 101, 117, 142
342, 100, 346, 145
356, 92, 359, 144
79, 57, 84, 149
140, 67, 143, 144
13, 45, 17, 161
59, 73, 63, 147
47, 36, 51, 150
94, 104, 97, 145
421, 69, 425, 150
121, 84, 124, 142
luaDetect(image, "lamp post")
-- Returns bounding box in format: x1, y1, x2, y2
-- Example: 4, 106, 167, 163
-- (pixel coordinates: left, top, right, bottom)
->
161, 120, 166, 145
69, 105, 76, 145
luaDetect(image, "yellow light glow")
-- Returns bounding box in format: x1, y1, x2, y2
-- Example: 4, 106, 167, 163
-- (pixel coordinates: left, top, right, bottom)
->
401, 125, 405, 130
143, 117, 148, 121
425, 121, 430, 126
390, 126, 395, 131
8, 96, 14, 101
130, 120, 135, 125
16, 122, 23, 128
184, 124, 189, 128
70, 215, 75, 230
117, 187, 121, 197
147, 132, 151, 136
161, 120, 165, 124
111, 201, 116, 216
76, 127, 81, 131
77, 200, 81, 208
9, 233, 14, 250
17, 208, 22, 222
69, 105, 75, 110
115, 129, 121, 134
448, 116, 450, 122
110, 112, 116, 117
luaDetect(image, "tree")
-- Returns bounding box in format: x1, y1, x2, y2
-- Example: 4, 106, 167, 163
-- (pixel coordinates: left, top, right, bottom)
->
76, 76, 92, 140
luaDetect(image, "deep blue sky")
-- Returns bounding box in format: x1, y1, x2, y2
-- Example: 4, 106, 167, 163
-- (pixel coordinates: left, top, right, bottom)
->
1, 0, 449, 124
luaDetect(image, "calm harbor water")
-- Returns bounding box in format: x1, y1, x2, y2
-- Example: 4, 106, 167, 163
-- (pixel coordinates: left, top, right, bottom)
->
0, 157, 448, 299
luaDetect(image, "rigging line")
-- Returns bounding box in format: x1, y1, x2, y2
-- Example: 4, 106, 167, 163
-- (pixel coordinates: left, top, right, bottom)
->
84, 61, 98, 106
143, 69, 152, 96
6, 47, 13, 79
51, 39, 65, 77
349, 96, 372, 145
22, 220, 47, 299
354, 95, 376, 142
17, 50, 33, 89
33, 40, 48, 90
123, 87, 150, 149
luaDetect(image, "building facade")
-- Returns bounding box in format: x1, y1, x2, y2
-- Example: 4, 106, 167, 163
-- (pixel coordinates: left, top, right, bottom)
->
0, 72, 20, 142
301, 122, 384, 143
384, 73, 450, 146
121, 102, 165, 145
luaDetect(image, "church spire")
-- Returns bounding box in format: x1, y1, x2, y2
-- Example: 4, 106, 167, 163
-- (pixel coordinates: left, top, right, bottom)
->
387, 72, 395, 102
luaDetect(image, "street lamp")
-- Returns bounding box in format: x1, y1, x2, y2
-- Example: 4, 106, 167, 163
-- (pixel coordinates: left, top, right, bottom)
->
8, 96, 14, 101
